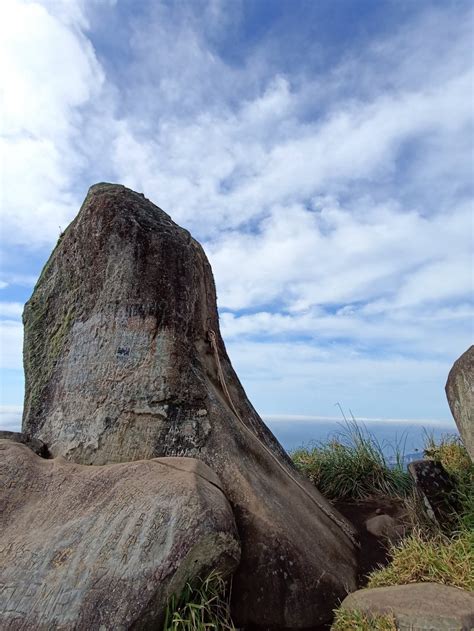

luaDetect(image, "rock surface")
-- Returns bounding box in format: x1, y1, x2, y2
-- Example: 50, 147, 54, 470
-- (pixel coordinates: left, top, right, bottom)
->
22, 183, 358, 628
364, 514, 402, 544
340, 582, 474, 631
0, 440, 240, 630
408, 459, 460, 525
446, 346, 474, 460
0, 430, 49, 457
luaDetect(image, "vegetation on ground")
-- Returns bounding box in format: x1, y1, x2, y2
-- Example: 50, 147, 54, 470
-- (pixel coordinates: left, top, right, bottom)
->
331, 608, 397, 631
328, 431, 473, 629
164, 433, 472, 631
163, 570, 235, 631
423, 433, 474, 532
291, 419, 413, 500
367, 434, 474, 592
367, 528, 474, 591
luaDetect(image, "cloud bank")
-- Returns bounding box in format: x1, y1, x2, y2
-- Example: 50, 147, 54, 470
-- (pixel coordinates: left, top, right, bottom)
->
0, 0, 472, 428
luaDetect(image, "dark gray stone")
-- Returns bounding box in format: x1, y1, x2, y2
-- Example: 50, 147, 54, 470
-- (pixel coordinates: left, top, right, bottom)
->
408, 459, 460, 524
365, 514, 403, 544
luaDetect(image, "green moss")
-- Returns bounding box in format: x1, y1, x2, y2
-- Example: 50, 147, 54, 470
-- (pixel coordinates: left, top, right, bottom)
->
23, 293, 76, 417
50, 306, 75, 359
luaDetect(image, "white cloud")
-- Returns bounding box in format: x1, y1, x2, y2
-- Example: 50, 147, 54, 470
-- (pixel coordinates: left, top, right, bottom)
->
207, 198, 472, 313
0, 320, 23, 370
0, 0, 105, 246
0, 302, 23, 318
225, 339, 456, 420
0, 405, 22, 432
0, 1, 472, 421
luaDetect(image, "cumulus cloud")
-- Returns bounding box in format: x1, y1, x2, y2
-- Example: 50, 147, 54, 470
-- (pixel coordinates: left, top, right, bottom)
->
0, 0, 472, 420
0, 0, 105, 246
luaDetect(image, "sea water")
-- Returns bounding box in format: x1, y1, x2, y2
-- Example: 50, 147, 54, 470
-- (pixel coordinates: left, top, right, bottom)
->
265, 418, 458, 464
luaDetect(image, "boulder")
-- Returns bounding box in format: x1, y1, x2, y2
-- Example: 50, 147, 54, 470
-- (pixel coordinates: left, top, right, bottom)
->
408, 459, 460, 525
0, 440, 240, 630
21, 183, 358, 628
365, 514, 403, 544
339, 583, 474, 631
446, 346, 474, 460
0, 430, 49, 457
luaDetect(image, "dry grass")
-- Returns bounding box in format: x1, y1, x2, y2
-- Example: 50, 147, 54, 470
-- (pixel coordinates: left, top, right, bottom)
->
424, 433, 471, 478
331, 608, 397, 631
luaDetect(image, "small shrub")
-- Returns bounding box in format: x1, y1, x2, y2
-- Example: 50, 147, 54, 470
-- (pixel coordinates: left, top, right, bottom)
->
331, 608, 397, 631
292, 420, 412, 500
367, 529, 474, 591
163, 571, 235, 631
424, 433, 471, 478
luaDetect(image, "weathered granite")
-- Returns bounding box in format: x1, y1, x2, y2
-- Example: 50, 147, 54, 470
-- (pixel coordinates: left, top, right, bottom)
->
446, 346, 474, 460
0, 430, 49, 457
365, 514, 403, 544
0, 440, 240, 630
21, 183, 358, 628
339, 583, 474, 631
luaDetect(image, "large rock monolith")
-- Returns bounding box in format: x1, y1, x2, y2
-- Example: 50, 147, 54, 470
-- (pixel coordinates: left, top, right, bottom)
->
0, 440, 240, 630
22, 183, 358, 628
446, 346, 474, 460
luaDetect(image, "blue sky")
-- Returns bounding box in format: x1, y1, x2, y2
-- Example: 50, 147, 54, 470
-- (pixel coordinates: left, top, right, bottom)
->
0, 0, 473, 432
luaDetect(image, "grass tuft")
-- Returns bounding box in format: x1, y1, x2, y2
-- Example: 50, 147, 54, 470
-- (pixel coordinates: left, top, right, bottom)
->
292, 420, 412, 500
331, 608, 397, 631
163, 570, 236, 631
367, 528, 474, 591
423, 433, 474, 532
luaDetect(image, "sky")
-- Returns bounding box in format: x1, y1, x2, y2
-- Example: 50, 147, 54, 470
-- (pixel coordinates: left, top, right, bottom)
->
0, 0, 473, 433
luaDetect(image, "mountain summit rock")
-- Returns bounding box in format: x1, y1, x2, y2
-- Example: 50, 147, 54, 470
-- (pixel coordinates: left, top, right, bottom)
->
22, 183, 357, 628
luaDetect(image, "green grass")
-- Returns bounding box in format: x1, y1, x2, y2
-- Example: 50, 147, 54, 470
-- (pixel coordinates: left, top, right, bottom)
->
423, 433, 474, 532
163, 571, 236, 631
291, 419, 413, 500
366, 434, 474, 592
330, 432, 473, 628
331, 608, 397, 631
367, 528, 474, 591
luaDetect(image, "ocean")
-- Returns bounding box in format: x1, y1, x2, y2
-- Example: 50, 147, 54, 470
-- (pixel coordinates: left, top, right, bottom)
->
264, 418, 458, 463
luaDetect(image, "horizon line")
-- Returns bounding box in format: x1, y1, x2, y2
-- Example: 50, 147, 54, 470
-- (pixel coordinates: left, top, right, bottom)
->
263, 414, 455, 426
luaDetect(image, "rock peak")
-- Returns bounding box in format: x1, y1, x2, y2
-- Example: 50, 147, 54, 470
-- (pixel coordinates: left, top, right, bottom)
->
22, 184, 357, 628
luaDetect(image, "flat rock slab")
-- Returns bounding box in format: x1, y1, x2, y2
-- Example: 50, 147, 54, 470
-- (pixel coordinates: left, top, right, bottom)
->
340, 583, 474, 631
446, 345, 474, 461
0, 440, 240, 630
21, 183, 358, 628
